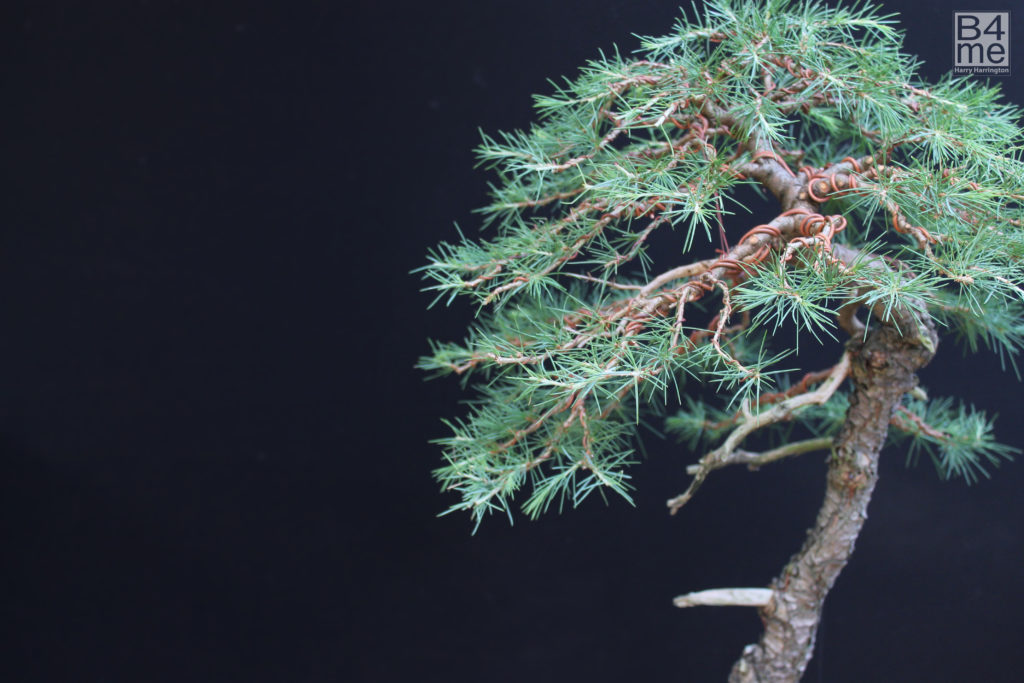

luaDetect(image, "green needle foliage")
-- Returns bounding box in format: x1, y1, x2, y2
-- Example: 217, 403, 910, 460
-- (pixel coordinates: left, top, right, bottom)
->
418, 0, 1024, 530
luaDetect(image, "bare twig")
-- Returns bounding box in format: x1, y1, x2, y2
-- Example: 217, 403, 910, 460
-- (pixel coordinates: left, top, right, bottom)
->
685, 436, 835, 474
667, 352, 851, 514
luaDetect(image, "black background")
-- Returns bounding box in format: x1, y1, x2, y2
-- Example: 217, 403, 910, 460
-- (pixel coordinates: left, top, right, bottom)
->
4, 1, 1023, 681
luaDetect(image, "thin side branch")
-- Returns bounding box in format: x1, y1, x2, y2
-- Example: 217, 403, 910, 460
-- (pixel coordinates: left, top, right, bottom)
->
685, 436, 835, 474
667, 352, 851, 514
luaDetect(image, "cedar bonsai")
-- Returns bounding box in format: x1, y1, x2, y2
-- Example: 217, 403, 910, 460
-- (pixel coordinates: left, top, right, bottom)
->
418, 1, 1023, 679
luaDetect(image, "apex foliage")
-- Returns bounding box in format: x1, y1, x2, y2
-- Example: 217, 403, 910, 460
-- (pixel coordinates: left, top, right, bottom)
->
419, 0, 1024, 528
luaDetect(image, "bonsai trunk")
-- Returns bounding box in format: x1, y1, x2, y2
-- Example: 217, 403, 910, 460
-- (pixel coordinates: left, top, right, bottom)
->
729, 318, 938, 682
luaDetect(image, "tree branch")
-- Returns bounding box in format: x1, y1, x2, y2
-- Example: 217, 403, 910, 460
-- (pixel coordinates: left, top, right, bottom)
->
667, 353, 850, 514
685, 436, 834, 475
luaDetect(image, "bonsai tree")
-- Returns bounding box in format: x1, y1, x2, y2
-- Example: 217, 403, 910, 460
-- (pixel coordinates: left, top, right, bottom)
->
418, 1, 1023, 680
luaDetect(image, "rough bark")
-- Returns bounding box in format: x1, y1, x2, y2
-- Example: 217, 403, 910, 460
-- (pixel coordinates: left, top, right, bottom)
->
728, 316, 939, 682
